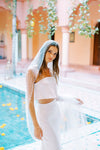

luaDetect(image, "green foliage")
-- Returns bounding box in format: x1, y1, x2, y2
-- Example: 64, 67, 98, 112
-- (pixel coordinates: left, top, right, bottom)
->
26, 7, 35, 37
46, 0, 57, 39
5, 0, 13, 13
26, 0, 58, 38
5, 0, 100, 38
5, 0, 11, 2
69, 0, 99, 38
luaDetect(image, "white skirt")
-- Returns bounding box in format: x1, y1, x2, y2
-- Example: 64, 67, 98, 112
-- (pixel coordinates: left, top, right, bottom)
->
36, 99, 62, 150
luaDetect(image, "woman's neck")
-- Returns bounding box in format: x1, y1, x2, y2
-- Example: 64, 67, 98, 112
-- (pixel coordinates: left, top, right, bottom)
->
42, 67, 50, 75
35, 67, 52, 83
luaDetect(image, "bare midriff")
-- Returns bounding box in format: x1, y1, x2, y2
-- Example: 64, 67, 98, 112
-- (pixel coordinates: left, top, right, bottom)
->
38, 98, 55, 104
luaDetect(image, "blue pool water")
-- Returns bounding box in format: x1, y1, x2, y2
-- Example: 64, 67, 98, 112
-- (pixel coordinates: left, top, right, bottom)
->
0, 84, 100, 150
0, 85, 34, 150
86, 114, 100, 124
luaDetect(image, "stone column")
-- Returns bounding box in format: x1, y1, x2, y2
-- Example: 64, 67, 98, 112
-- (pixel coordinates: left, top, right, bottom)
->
28, 37, 33, 60
21, 29, 27, 60
15, 32, 18, 65
61, 26, 69, 67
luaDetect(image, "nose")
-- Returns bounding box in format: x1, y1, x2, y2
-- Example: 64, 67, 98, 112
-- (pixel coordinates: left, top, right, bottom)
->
50, 53, 54, 58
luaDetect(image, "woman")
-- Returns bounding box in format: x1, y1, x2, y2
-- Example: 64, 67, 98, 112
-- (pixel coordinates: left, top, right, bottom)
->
25, 40, 84, 150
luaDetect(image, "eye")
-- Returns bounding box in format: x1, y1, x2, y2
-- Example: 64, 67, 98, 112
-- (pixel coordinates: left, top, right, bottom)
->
54, 53, 57, 56
47, 50, 52, 53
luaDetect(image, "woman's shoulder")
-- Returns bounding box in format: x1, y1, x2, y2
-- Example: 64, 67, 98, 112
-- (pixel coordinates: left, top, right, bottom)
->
28, 66, 38, 73
26, 66, 39, 79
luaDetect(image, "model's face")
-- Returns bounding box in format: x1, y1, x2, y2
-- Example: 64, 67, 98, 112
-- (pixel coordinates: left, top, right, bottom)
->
45, 46, 58, 64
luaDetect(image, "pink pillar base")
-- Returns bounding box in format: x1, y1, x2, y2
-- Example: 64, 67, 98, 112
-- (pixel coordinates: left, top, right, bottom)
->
61, 26, 70, 67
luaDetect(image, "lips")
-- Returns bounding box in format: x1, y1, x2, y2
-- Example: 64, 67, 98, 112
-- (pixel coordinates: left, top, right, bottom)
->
49, 58, 52, 61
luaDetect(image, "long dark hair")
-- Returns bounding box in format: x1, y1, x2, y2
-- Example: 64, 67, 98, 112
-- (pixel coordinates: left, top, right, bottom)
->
39, 42, 59, 79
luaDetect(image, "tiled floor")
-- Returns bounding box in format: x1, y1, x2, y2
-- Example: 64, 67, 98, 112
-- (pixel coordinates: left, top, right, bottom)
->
0, 61, 100, 150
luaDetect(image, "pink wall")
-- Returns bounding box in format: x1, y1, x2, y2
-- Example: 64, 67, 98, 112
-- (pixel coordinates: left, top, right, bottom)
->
55, 27, 62, 62
0, 9, 12, 60
69, 30, 91, 65
0, 11, 7, 31
54, 25, 91, 65
69, 0, 100, 65
57, 0, 80, 26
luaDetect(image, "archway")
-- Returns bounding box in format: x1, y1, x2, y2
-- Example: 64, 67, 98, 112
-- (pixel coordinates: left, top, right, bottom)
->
93, 22, 100, 65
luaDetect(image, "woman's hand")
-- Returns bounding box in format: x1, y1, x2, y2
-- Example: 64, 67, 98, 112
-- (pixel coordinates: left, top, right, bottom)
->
34, 126, 43, 140
76, 98, 84, 105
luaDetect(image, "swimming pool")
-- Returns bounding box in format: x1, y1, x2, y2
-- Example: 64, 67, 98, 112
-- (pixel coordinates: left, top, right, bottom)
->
0, 84, 34, 150
0, 84, 100, 150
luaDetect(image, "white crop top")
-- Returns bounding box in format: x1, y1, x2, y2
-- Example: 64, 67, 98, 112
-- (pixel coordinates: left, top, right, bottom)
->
34, 76, 57, 100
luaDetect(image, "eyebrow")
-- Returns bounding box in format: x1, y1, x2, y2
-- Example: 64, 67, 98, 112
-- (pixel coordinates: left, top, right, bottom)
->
48, 49, 58, 54
48, 49, 52, 51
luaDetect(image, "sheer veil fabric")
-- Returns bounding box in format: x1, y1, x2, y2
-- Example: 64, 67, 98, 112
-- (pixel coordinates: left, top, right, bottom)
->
25, 40, 86, 144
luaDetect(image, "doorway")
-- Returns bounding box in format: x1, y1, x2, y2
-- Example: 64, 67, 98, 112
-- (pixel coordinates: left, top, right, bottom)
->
93, 22, 100, 65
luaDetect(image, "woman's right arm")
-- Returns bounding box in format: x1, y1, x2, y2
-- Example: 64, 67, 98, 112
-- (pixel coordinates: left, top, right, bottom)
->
26, 70, 43, 140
